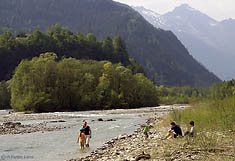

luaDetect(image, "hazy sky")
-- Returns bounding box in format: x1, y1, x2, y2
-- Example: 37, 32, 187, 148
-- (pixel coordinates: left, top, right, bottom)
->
114, 0, 235, 21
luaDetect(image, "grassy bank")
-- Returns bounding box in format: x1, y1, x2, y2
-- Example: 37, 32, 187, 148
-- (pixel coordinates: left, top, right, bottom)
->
170, 96, 235, 131
150, 96, 235, 160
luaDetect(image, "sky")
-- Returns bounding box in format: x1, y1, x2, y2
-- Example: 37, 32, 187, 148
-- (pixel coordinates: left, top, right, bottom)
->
114, 0, 235, 21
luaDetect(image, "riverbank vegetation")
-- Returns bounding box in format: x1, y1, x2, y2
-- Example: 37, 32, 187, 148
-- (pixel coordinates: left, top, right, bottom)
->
169, 80, 235, 130
154, 80, 235, 160
9, 53, 158, 112
156, 85, 210, 104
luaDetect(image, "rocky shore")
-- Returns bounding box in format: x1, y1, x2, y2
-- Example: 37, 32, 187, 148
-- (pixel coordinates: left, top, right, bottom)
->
68, 113, 167, 161
68, 113, 235, 161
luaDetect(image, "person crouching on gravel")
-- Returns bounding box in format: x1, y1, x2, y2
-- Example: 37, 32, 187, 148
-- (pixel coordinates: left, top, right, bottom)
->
165, 122, 182, 139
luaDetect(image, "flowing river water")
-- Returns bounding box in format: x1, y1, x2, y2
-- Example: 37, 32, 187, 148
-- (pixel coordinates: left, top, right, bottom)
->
0, 105, 186, 161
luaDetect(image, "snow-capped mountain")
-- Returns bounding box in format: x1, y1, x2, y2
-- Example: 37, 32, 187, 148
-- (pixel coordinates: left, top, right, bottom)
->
133, 6, 161, 25
133, 4, 235, 80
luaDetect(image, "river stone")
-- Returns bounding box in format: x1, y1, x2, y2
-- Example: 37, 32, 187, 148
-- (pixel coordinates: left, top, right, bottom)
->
3, 122, 21, 128
106, 119, 116, 121
118, 134, 128, 140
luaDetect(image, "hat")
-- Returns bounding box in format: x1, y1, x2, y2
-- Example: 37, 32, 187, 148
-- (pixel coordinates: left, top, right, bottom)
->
80, 127, 85, 131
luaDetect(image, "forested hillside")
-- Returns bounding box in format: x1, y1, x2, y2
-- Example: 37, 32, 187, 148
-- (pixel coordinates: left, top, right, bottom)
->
0, 26, 144, 80
0, 0, 221, 87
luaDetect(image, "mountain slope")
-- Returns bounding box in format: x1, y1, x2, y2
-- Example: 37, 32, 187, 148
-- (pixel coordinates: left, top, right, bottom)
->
133, 4, 235, 80
0, 0, 220, 86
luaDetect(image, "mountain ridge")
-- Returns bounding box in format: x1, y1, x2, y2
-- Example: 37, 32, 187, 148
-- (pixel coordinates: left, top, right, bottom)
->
133, 4, 235, 80
0, 0, 221, 86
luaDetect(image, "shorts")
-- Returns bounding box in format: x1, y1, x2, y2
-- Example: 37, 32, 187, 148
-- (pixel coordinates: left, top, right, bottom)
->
174, 134, 182, 138
80, 140, 85, 147
144, 132, 148, 138
85, 135, 90, 145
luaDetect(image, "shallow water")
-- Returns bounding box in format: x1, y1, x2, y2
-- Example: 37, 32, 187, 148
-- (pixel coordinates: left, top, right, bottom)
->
0, 110, 148, 161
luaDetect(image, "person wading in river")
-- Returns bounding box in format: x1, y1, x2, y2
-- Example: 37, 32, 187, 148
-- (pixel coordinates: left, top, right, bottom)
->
83, 121, 92, 147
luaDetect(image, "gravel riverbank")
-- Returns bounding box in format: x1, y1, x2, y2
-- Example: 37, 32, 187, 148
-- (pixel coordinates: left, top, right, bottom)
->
67, 113, 167, 161
67, 108, 235, 161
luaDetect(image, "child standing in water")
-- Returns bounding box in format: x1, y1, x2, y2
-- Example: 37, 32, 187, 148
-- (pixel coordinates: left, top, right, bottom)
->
77, 128, 86, 149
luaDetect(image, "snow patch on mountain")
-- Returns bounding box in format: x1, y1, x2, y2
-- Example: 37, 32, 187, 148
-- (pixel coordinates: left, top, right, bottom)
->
132, 4, 235, 80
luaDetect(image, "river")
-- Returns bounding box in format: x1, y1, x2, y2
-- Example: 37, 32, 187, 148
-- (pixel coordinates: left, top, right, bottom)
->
0, 105, 185, 161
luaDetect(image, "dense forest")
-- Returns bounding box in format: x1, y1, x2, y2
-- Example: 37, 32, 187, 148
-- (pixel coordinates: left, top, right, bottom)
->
0, 25, 144, 80
0, 0, 221, 87
9, 53, 158, 112
0, 81, 10, 109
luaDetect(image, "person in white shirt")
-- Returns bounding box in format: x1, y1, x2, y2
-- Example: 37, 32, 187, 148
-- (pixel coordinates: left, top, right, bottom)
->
184, 121, 195, 137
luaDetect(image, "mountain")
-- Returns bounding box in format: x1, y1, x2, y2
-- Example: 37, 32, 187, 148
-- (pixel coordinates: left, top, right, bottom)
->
133, 4, 235, 80
0, 0, 220, 87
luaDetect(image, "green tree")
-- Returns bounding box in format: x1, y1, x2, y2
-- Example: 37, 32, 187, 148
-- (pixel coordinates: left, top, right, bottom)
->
112, 36, 129, 65
0, 81, 11, 109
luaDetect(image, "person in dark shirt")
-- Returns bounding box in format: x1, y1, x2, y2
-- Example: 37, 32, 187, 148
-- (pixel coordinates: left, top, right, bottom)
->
83, 121, 92, 147
165, 122, 182, 139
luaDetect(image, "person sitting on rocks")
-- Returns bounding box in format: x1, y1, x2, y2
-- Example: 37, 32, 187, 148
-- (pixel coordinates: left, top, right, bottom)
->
184, 121, 195, 137
165, 122, 182, 139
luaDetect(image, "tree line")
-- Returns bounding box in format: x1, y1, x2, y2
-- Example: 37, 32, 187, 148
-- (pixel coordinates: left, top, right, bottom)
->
0, 24, 144, 81
8, 53, 158, 112
210, 80, 235, 100
1, 67, 234, 111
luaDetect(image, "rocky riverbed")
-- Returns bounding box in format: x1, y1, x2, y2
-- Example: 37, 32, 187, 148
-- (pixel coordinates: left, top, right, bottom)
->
0, 112, 80, 122
0, 121, 70, 135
